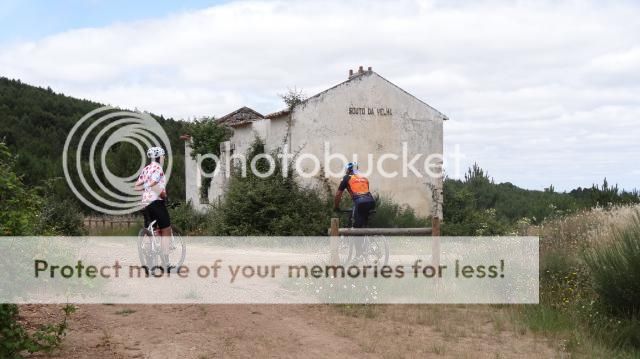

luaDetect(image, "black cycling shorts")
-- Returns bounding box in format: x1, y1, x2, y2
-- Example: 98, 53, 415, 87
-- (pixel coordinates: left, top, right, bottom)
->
353, 194, 376, 228
142, 200, 171, 229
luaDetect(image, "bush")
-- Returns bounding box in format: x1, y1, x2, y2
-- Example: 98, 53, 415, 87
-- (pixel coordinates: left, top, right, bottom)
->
367, 196, 429, 228
213, 139, 331, 236
0, 304, 75, 358
0, 142, 42, 235
37, 197, 85, 236
168, 201, 210, 235
172, 138, 439, 235
584, 211, 640, 317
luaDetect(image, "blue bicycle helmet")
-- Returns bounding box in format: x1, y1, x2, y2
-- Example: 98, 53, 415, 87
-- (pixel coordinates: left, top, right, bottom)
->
345, 162, 358, 172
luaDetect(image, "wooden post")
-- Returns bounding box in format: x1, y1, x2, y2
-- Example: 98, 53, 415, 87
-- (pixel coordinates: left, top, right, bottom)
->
329, 218, 340, 265
431, 217, 441, 237
431, 217, 441, 267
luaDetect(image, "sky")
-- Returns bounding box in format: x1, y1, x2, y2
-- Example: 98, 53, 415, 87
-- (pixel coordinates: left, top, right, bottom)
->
1, 0, 639, 191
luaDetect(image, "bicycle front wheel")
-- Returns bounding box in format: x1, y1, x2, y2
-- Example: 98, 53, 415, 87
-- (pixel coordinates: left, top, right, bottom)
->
338, 236, 354, 265
137, 228, 157, 267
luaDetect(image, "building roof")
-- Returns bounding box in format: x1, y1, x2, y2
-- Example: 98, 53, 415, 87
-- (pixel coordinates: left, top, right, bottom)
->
217, 106, 264, 127
264, 69, 448, 121
218, 70, 448, 127
264, 109, 290, 119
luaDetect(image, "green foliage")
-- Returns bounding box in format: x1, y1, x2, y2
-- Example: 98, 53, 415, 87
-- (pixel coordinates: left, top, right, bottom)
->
186, 117, 231, 163
37, 196, 86, 236
521, 206, 640, 353
168, 201, 210, 235
173, 140, 432, 236
0, 142, 85, 236
0, 304, 76, 358
571, 179, 640, 208
213, 139, 331, 236
520, 304, 573, 334
185, 117, 231, 200
584, 211, 640, 318
0, 77, 188, 213
367, 196, 429, 228
0, 142, 42, 235
442, 163, 639, 235
279, 88, 306, 111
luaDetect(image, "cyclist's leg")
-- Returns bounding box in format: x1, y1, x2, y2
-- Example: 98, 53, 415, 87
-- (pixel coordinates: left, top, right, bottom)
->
141, 206, 152, 245
155, 200, 172, 257
142, 206, 151, 229
354, 197, 375, 227
147, 200, 171, 257
361, 200, 375, 227
353, 200, 367, 257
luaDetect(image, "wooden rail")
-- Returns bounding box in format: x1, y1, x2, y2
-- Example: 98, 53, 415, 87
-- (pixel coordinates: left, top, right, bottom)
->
328, 217, 441, 266
83, 215, 141, 233
329, 227, 432, 236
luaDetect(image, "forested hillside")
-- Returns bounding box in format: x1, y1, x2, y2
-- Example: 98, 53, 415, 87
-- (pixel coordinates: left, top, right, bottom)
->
443, 164, 639, 235
0, 77, 187, 212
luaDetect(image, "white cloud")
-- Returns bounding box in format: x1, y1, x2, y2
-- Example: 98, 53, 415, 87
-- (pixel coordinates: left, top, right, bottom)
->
1, 0, 639, 190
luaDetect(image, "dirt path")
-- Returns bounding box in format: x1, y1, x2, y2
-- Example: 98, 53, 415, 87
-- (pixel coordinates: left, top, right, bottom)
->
21, 304, 558, 358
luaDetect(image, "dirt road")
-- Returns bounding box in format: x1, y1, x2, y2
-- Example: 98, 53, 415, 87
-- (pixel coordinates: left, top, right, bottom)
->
22, 304, 558, 358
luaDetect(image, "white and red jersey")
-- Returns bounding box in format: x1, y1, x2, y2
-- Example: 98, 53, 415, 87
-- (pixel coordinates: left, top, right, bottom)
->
136, 161, 166, 205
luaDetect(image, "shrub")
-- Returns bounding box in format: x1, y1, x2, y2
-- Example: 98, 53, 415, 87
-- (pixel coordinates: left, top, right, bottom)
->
0, 304, 75, 358
213, 139, 331, 236
584, 211, 640, 318
37, 197, 85, 236
367, 196, 429, 228
168, 201, 210, 235
0, 142, 42, 235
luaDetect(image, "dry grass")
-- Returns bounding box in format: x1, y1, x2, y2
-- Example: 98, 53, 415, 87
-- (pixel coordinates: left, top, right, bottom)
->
330, 304, 557, 358
518, 204, 640, 357
527, 204, 640, 251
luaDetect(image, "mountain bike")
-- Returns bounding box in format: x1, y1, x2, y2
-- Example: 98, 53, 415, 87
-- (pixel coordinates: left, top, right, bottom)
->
338, 209, 389, 266
137, 221, 186, 270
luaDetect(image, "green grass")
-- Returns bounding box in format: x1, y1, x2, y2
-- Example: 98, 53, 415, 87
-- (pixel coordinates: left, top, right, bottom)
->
520, 305, 573, 334
92, 225, 141, 236
584, 212, 640, 318
114, 308, 136, 316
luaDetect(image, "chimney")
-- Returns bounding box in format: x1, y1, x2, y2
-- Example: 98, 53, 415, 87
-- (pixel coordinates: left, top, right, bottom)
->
358, 65, 364, 73
368, 66, 372, 72
349, 69, 353, 78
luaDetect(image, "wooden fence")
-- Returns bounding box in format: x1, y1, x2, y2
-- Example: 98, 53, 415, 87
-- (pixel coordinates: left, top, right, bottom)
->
83, 215, 141, 234
328, 217, 441, 265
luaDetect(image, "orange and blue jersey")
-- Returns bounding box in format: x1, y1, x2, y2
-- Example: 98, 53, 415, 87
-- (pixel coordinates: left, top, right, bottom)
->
339, 173, 372, 201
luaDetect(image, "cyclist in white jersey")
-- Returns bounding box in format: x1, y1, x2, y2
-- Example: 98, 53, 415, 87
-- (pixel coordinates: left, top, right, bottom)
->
135, 147, 172, 260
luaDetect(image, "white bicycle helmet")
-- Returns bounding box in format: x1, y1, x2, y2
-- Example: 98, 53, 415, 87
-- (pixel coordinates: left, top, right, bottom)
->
146, 146, 166, 159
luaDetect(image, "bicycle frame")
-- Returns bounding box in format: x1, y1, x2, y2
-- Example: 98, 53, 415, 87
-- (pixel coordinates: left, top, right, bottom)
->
143, 220, 176, 255
340, 208, 376, 228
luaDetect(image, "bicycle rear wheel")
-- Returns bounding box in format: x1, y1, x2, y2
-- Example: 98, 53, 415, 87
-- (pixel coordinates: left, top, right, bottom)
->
363, 235, 389, 266
338, 236, 354, 265
160, 226, 186, 268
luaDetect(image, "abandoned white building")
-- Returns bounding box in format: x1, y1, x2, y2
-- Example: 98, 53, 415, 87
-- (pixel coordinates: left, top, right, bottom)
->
183, 67, 447, 217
